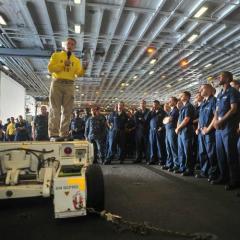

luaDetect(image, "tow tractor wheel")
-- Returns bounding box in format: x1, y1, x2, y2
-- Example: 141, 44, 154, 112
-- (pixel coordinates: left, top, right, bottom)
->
86, 165, 105, 211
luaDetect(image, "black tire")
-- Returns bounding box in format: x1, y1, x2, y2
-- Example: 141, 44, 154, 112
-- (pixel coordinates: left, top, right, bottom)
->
86, 165, 105, 211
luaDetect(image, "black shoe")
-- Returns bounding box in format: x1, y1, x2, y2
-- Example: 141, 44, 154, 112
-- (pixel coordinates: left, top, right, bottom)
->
182, 171, 194, 177
158, 161, 165, 166
174, 169, 184, 174
147, 161, 156, 165
65, 136, 74, 141
225, 184, 240, 191
210, 178, 226, 185
195, 173, 207, 179
161, 165, 169, 170
195, 164, 201, 171
54, 136, 66, 142
168, 167, 174, 172
208, 176, 216, 182
103, 161, 111, 165
171, 166, 179, 171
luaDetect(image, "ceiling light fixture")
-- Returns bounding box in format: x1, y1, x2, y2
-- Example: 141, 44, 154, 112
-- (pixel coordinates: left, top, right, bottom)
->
204, 63, 212, 68
3, 65, 9, 71
179, 58, 189, 68
150, 59, 157, 64
0, 15, 7, 25
74, 24, 81, 33
166, 84, 172, 88
149, 70, 154, 75
74, 0, 81, 4
133, 75, 138, 79
81, 93, 84, 96
61, 41, 66, 48
187, 33, 198, 43
146, 46, 156, 55
194, 6, 208, 18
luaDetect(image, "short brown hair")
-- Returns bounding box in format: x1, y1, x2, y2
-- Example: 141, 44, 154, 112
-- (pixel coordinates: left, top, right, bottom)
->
221, 71, 233, 82
231, 80, 240, 86
182, 91, 191, 99
67, 37, 77, 44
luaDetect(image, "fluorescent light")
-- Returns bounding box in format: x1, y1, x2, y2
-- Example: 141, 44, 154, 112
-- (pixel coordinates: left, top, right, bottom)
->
61, 41, 66, 48
204, 63, 212, 68
46, 75, 51, 79
187, 34, 198, 43
133, 75, 138, 79
74, 24, 81, 33
125, 83, 129, 86
74, 0, 81, 4
161, 75, 166, 79
194, 6, 208, 18
0, 15, 7, 25
81, 93, 84, 96
149, 70, 154, 75
3, 65, 9, 70
166, 84, 172, 88
178, 77, 183, 82
150, 59, 157, 64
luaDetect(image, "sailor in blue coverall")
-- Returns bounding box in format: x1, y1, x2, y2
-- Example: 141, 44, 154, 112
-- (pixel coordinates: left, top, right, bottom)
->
162, 97, 179, 171
105, 101, 128, 164
134, 100, 150, 163
175, 91, 195, 176
148, 100, 167, 165
196, 84, 218, 181
212, 71, 240, 190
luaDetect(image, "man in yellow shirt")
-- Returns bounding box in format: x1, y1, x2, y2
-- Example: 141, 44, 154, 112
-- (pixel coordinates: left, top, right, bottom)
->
48, 38, 85, 141
6, 117, 16, 141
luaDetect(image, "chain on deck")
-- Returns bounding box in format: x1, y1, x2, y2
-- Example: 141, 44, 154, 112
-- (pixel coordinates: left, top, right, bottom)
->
87, 208, 218, 240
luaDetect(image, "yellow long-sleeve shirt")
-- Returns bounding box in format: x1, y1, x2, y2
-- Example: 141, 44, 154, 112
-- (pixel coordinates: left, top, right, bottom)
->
6, 123, 16, 136
48, 51, 85, 80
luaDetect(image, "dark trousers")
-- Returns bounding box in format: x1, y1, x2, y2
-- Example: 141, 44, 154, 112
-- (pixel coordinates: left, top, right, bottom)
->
238, 136, 240, 165
106, 129, 126, 162
215, 130, 240, 184
149, 129, 166, 163
198, 132, 218, 178
135, 129, 148, 161
36, 134, 49, 141
178, 133, 194, 172
92, 138, 106, 164
8, 135, 15, 141
165, 129, 178, 168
